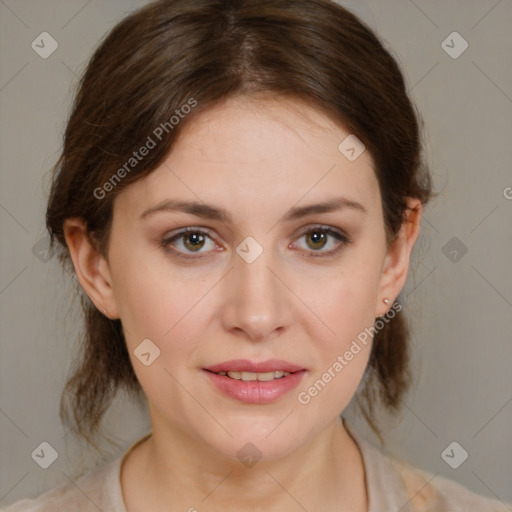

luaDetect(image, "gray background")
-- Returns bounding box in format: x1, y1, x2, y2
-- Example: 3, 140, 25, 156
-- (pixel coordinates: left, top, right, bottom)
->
1, 0, 511, 508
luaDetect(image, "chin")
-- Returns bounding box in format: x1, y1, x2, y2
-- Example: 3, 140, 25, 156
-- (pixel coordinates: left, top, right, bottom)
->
192, 414, 313, 465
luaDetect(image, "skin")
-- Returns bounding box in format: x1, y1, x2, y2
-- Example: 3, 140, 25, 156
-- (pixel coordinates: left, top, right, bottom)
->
64, 95, 422, 511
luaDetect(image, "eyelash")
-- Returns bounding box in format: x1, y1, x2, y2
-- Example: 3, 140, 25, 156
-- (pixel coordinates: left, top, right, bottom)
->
160, 225, 352, 261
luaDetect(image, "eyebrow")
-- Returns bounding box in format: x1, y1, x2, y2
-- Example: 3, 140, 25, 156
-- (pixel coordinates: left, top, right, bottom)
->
139, 196, 367, 222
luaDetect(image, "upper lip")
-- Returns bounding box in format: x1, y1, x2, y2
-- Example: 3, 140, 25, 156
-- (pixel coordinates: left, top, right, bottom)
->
204, 359, 305, 373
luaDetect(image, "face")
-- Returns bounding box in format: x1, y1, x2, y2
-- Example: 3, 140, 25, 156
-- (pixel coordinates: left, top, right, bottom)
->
98, 96, 400, 460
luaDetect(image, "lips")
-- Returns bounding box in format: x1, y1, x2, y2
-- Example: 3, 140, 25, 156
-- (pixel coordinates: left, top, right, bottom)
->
203, 359, 306, 404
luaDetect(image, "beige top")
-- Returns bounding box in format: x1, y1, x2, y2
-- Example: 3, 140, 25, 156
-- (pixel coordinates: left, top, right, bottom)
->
6, 423, 510, 511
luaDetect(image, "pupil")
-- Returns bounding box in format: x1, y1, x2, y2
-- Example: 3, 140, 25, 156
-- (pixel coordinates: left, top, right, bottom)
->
185, 232, 205, 251
309, 230, 326, 249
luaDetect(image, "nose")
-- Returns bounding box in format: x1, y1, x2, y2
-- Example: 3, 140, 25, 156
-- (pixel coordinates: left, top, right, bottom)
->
220, 245, 293, 342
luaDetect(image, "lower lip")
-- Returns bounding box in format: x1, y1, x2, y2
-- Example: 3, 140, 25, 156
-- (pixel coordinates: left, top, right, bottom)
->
204, 370, 306, 404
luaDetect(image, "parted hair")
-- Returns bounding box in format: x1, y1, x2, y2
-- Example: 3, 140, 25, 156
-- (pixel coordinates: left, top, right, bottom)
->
46, 0, 432, 447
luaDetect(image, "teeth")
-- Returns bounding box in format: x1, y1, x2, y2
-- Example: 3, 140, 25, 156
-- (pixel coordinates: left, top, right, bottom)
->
220, 371, 291, 381
256, 371, 277, 381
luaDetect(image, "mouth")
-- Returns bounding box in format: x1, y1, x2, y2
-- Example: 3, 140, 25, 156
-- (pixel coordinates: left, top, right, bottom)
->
203, 359, 306, 404
207, 370, 292, 381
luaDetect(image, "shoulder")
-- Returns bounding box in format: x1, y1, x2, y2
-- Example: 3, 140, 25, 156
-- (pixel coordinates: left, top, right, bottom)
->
4, 433, 151, 512
4, 457, 124, 512
389, 455, 511, 512
344, 421, 511, 512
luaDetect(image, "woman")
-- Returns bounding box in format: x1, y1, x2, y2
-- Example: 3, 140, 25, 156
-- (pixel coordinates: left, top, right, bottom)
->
7, 0, 510, 510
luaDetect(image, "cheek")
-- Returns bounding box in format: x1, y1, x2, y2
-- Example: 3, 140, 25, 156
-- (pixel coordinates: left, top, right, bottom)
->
296, 282, 375, 421
306, 249, 383, 349
293, 251, 382, 413
111, 253, 210, 418
109, 242, 205, 343
110, 248, 219, 396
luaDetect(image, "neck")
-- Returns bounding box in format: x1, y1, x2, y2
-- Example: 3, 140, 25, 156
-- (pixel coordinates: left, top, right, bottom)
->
122, 416, 368, 511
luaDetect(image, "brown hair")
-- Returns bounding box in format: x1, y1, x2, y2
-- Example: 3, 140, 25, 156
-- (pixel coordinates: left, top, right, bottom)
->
46, 0, 432, 447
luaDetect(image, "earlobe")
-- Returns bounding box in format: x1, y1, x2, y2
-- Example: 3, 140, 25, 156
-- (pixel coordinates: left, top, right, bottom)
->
375, 198, 423, 317
63, 218, 119, 318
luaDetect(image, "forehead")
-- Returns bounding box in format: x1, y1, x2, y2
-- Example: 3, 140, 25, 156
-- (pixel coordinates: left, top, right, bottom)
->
174, 95, 364, 171
114, 96, 381, 220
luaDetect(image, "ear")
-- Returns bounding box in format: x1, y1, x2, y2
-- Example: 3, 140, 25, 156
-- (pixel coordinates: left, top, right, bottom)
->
375, 197, 423, 317
63, 218, 119, 319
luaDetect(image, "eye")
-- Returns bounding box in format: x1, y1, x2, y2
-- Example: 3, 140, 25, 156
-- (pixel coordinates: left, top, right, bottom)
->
160, 225, 351, 261
161, 227, 219, 258
290, 226, 351, 258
